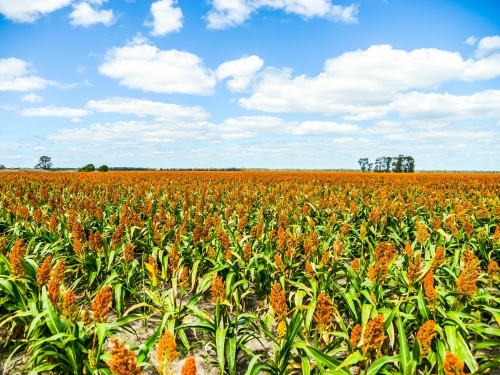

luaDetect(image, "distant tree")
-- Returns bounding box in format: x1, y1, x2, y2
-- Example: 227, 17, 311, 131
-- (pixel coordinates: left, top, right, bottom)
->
374, 157, 385, 172
384, 157, 393, 172
370, 155, 415, 173
79, 164, 95, 172
98, 165, 109, 172
358, 158, 369, 172
393, 155, 404, 173
405, 156, 415, 173
0, 164, 5, 170
34, 156, 53, 170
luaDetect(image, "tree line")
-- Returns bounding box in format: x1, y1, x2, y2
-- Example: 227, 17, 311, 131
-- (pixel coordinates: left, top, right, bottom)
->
358, 155, 415, 173
33, 156, 108, 172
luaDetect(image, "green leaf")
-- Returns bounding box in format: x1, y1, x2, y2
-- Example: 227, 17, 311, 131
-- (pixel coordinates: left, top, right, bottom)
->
362, 304, 373, 325
437, 229, 451, 242
343, 292, 358, 320
396, 313, 410, 374
412, 336, 421, 365
41, 287, 62, 336
26, 311, 44, 338
280, 311, 303, 365
216, 327, 227, 374
226, 332, 237, 375
337, 351, 366, 370
295, 343, 349, 374
114, 283, 123, 317
366, 355, 400, 375
137, 313, 168, 363
95, 322, 107, 363
244, 355, 263, 375
300, 348, 311, 375
417, 290, 430, 321
456, 331, 478, 373
445, 325, 457, 354
27, 363, 59, 375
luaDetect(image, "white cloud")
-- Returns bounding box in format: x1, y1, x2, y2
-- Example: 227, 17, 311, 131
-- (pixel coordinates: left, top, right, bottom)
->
20, 105, 91, 117
0, 0, 72, 23
86, 97, 210, 120
464, 36, 477, 46
291, 120, 360, 135
21, 93, 43, 102
383, 126, 499, 146
214, 116, 360, 139
240, 44, 500, 118
99, 36, 217, 95
32, 115, 500, 170
43, 119, 500, 170
341, 89, 500, 122
205, 0, 254, 29
46, 115, 360, 143
475, 35, 500, 58
71, 117, 83, 122
391, 90, 500, 120
145, 0, 183, 36
206, 0, 358, 29
69, 2, 115, 27
77, 65, 86, 74
461, 53, 500, 81
216, 55, 264, 92
0, 141, 36, 152
0, 58, 58, 91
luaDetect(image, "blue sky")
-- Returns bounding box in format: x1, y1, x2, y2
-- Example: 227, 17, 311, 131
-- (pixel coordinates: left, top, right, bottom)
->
1, 0, 500, 169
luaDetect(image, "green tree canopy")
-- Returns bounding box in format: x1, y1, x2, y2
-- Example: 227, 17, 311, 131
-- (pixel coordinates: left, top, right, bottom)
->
34, 156, 53, 170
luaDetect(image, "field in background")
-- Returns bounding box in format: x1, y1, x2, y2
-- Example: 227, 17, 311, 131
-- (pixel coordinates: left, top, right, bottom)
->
0, 171, 499, 375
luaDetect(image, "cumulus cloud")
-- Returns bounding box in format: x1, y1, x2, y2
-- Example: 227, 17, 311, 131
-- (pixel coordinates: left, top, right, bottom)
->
21, 93, 44, 102
206, 0, 358, 29
0, 58, 58, 91
145, 0, 183, 36
69, 1, 115, 27
216, 55, 264, 92
20, 105, 91, 117
99, 36, 217, 95
391, 90, 500, 120
86, 97, 210, 120
46, 115, 360, 143
215, 116, 360, 139
475, 36, 500, 58
239, 44, 500, 119
0, 0, 72, 23
464, 36, 477, 46
383, 126, 499, 146
43, 116, 500, 170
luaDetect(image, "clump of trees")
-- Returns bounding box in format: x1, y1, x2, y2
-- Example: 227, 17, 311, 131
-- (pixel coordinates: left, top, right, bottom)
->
80, 164, 109, 172
358, 155, 415, 173
34, 156, 53, 170
358, 158, 373, 172
0, 164, 5, 170
79, 164, 95, 172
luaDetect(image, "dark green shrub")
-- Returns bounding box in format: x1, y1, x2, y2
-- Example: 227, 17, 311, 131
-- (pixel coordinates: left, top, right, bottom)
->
78, 164, 95, 172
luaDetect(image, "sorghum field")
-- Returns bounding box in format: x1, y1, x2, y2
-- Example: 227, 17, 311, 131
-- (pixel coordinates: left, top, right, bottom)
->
1, 172, 500, 375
